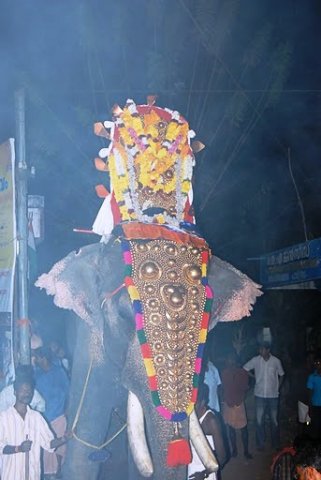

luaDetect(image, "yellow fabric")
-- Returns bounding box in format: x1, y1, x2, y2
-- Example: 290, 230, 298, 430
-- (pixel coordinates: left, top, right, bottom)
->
127, 285, 140, 300
144, 359, 156, 377
186, 402, 194, 416
199, 328, 207, 344
201, 263, 207, 277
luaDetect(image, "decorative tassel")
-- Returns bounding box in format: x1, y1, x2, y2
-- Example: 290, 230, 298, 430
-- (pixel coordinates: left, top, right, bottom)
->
166, 435, 192, 467
95, 184, 110, 198
147, 94, 157, 106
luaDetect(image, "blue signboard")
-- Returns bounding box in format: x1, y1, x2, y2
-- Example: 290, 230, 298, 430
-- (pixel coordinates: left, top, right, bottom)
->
259, 238, 321, 288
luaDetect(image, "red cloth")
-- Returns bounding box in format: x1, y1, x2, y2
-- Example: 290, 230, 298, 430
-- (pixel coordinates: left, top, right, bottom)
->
270, 446, 295, 474
221, 367, 249, 407
122, 222, 209, 249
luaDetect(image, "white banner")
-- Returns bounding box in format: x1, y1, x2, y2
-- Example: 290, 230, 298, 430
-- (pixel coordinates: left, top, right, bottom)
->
0, 139, 16, 313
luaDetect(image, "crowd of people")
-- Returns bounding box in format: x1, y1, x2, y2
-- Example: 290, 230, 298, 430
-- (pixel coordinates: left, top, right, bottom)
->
188, 342, 321, 480
0, 332, 320, 480
0, 334, 71, 480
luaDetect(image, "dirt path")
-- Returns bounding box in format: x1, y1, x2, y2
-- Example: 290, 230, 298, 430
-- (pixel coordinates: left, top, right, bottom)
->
222, 420, 276, 480
222, 394, 297, 480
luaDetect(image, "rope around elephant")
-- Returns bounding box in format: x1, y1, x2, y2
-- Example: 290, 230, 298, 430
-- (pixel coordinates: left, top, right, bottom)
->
71, 357, 127, 450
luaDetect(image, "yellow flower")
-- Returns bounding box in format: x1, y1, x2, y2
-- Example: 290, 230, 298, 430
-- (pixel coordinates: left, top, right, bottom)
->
121, 110, 133, 124
166, 122, 180, 141
146, 125, 159, 139
163, 178, 175, 194
181, 179, 191, 194
144, 110, 160, 127
157, 148, 168, 160
119, 129, 133, 146
104, 103, 195, 223
155, 214, 165, 224
130, 117, 144, 134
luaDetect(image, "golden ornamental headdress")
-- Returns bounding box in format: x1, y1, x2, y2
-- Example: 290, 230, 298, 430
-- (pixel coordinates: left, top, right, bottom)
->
92, 98, 204, 236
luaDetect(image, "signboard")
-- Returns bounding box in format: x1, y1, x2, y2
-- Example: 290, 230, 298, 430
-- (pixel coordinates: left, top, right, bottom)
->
0, 139, 16, 313
259, 238, 321, 288
0, 139, 16, 386
28, 194, 44, 244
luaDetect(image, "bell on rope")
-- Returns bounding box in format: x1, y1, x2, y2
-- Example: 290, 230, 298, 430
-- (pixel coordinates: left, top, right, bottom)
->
166, 423, 192, 467
166, 434, 192, 467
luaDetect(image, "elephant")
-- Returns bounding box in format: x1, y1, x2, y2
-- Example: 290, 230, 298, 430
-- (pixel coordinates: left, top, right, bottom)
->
36, 235, 262, 480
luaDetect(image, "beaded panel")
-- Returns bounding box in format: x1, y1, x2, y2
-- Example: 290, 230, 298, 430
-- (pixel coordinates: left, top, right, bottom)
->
123, 238, 213, 419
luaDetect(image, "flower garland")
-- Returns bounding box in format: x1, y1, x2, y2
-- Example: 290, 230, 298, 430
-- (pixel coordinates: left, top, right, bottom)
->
105, 100, 195, 226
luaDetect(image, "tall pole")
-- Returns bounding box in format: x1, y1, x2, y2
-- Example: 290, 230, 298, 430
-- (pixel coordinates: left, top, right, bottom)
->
15, 88, 30, 365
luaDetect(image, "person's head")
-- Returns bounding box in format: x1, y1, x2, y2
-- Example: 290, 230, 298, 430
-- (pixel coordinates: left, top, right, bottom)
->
30, 334, 43, 351
49, 340, 59, 355
49, 340, 66, 359
259, 342, 271, 360
33, 346, 52, 370
314, 354, 321, 375
196, 383, 209, 414
30, 334, 43, 366
13, 377, 35, 405
225, 350, 238, 367
306, 351, 315, 370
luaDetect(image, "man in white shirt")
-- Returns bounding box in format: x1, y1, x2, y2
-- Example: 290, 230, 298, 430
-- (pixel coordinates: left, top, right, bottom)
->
0, 365, 46, 478
243, 343, 284, 451
0, 377, 69, 480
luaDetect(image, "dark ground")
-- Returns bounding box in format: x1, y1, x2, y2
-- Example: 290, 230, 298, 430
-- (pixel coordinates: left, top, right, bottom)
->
223, 391, 297, 480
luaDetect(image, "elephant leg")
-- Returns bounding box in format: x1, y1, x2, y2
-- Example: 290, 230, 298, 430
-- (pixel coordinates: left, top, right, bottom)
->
62, 319, 124, 480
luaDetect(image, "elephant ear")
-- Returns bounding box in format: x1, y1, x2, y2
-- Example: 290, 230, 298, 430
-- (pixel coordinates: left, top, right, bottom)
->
208, 256, 263, 330
35, 243, 111, 363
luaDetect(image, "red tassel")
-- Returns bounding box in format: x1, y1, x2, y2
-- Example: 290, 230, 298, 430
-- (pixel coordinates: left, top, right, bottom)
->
166, 436, 192, 467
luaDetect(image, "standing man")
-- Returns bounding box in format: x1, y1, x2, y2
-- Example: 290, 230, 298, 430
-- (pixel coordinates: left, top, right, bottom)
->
204, 358, 222, 414
0, 377, 69, 480
33, 346, 70, 479
243, 343, 284, 451
188, 384, 227, 480
307, 353, 321, 440
221, 351, 252, 460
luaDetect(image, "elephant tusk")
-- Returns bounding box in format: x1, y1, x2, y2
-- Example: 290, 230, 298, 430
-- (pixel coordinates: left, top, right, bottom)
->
127, 391, 154, 477
189, 410, 219, 473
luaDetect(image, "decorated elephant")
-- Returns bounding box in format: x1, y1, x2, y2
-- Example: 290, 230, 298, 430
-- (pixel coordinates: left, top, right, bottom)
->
36, 99, 262, 480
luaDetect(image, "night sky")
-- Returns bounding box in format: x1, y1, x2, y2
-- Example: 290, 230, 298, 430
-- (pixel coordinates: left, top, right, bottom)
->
1, 0, 321, 347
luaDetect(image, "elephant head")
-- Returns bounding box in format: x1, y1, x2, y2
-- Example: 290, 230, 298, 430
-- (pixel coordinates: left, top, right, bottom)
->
36, 236, 262, 480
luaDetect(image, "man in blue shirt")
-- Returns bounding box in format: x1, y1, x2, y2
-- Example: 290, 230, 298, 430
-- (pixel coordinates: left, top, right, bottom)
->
204, 360, 222, 414
307, 353, 321, 440
34, 347, 69, 479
